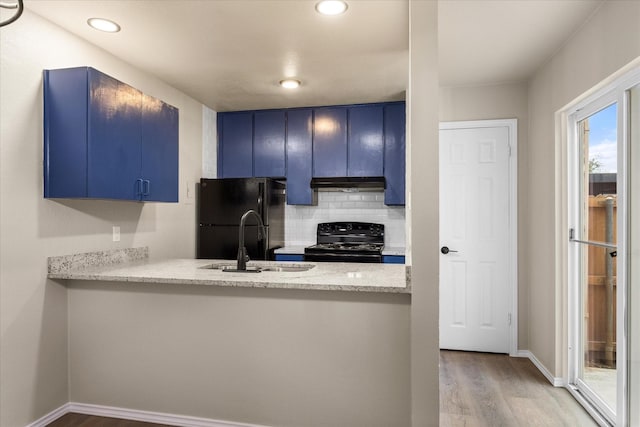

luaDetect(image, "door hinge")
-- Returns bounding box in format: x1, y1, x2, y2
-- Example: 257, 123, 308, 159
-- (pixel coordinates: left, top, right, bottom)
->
508, 313, 512, 326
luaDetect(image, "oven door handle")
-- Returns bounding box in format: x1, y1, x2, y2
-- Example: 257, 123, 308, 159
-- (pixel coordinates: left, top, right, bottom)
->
304, 252, 382, 263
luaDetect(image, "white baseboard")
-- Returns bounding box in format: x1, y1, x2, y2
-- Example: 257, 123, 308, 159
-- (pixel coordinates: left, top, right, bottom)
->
25, 403, 70, 427
513, 350, 564, 387
25, 402, 271, 427
26, 352, 561, 427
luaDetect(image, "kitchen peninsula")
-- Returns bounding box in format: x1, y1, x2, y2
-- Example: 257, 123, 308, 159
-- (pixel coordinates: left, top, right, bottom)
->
48, 247, 412, 427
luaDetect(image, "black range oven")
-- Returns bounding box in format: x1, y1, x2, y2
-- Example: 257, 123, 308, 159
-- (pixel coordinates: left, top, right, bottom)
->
304, 222, 384, 263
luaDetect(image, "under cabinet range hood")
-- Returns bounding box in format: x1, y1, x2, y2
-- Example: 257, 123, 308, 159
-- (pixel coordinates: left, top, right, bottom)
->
309, 176, 386, 191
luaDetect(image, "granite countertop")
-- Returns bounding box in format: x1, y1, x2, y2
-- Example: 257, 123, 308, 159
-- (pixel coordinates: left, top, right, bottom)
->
48, 248, 411, 294
382, 247, 405, 256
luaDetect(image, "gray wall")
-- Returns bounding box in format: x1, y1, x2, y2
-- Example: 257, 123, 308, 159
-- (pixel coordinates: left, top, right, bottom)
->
0, 11, 203, 427
68, 282, 411, 427
439, 82, 529, 349
408, 1, 440, 426
526, 0, 640, 376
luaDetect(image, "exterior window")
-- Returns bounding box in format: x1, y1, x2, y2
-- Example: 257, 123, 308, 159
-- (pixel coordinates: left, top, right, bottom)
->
574, 103, 618, 417
568, 70, 640, 426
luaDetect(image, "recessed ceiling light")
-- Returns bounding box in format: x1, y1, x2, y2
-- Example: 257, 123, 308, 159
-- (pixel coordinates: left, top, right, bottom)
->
315, 0, 348, 16
280, 79, 301, 89
87, 18, 121, 33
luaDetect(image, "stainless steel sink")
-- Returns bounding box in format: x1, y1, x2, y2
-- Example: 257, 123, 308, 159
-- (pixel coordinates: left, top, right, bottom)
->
202, 264, 314, 273
203, 264, 261, 273
261, 265, 315, 272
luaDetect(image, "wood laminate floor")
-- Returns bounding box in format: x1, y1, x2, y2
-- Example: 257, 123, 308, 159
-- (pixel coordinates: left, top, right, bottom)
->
46, 413, 171, 427
440, 350, 598, 427
47, 351, 599, 427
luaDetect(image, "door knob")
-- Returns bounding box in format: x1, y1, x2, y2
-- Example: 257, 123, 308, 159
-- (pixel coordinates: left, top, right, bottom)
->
441, 246, 458, 254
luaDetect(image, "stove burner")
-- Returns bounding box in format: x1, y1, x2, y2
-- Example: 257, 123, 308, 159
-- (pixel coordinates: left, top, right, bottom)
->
308, 243, 383, 252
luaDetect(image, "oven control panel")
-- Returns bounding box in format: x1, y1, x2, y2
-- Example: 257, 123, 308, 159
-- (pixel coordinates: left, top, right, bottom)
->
318, 222, 384, 237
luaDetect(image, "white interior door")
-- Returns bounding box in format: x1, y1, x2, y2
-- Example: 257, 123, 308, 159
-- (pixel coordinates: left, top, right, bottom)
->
439, 123, 513, 353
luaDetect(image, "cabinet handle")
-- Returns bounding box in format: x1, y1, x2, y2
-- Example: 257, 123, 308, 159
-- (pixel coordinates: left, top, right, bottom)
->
136, 179, 143, 196
142, 180, 150, 196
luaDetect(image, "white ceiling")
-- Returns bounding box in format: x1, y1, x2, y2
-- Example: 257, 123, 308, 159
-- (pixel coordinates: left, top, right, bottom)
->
438, 0, 602, 87
26, 0, 603, 112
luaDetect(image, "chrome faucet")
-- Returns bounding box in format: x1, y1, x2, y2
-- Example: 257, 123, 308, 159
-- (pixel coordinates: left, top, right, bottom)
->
236, 209, 266, 271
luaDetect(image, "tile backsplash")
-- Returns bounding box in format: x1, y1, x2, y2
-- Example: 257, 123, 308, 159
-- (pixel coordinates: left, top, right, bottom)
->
285, 191, 405, 247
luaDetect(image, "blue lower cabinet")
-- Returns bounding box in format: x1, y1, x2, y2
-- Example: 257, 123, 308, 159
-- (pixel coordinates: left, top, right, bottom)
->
383, 255, 405, 264
276, 254, 402, 263
275, 254, 305, 262
44, 67, 179, 202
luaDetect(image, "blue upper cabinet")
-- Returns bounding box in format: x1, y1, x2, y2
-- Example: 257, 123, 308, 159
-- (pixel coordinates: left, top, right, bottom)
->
286, 109, 315, 205
215, 102, 405, 206
140, 93, 179, 202
312, 107, 348, 177
254, 110, 286, 178
348, 105, 384, 177
383, 102, 406, 205
43, 67, 89, 198
43, 67, 179, 202
87, 70, 143, 200
218, 112, 253, 178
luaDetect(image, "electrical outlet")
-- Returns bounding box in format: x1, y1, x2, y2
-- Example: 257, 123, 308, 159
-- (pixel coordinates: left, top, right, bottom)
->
112, 226, 120, 242
185, 180, 195, 205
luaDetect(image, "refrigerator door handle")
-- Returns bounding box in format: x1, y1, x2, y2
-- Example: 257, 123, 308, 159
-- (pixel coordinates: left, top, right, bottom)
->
257, 182, 264, 220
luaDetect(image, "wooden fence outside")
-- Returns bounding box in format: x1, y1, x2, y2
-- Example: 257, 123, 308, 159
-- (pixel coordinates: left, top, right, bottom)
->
586, 194, 617, 367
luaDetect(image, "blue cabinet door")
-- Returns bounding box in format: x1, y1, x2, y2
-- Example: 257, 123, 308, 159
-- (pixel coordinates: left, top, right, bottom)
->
348, 105, 384, 177
384, 103, 406, 205
43, 67, 89, 198
286, 109, 315, 205
87, 69, 143, 200
141, 94, 179, 202
218, 112, 253, 178
254, 110, 286, 178
313, 107, 347, 177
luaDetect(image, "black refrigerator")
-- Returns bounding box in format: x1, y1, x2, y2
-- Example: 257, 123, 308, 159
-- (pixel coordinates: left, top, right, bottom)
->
197, 178, 285, 260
